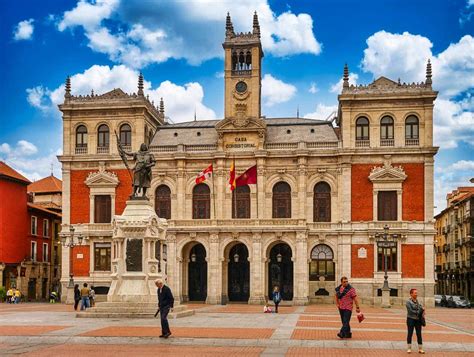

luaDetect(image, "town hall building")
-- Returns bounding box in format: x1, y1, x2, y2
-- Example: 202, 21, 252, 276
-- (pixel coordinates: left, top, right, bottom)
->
58, 13, 438, 306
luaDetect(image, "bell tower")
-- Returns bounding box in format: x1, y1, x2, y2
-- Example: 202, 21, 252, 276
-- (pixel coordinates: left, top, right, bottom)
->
223, 12, 263, 122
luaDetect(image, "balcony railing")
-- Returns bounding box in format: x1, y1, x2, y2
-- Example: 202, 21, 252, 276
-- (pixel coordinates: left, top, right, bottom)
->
75, 146, 88, 155
231, 69, 251, 76
122, 145, 131, 152
97, 146, 110, 154
355, 139, 370, 148
380, 139, 394, 147
405, 138, 419, 146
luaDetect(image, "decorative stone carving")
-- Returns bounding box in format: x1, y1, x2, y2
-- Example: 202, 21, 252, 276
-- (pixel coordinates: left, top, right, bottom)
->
369, 162, 407, 183
85, 166, 119, 188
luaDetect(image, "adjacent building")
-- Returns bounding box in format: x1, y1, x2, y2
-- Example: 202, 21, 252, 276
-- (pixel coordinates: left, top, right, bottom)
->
435, 187, 474, 300
58, 13, 438, 306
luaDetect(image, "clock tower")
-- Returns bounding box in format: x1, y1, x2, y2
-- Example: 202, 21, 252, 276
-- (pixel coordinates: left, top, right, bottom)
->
222, 12, 263, 122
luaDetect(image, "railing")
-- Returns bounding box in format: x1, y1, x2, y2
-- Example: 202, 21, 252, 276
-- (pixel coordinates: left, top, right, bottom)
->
96, 146, 110, 154
306, 141, 339, 148
167, 219, 301, 227
405, 138, 419, 146
380, 139, 394, 147
75, 146, 88, 155
122, 145, 131, 152
355, 139, 370, 148
264, 143, 298, 150
186, 144, 218, 152
149, 145, 178, 153
232, 69, 251, 76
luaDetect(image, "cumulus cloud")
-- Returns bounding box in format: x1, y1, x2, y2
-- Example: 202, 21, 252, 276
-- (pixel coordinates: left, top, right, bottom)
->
56, 0, 321, 68
0, 140, 60, 181
13, 19, 34, 41
261, 74, 297, 107
28, 64, 216, 123
330, 72, 358, 93
308, 82, 318, 94
304, 103, 337, 121
450, 160, 474, 171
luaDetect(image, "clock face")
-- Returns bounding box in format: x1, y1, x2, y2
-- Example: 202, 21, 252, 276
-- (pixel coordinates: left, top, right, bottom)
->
235, 81, 247, 93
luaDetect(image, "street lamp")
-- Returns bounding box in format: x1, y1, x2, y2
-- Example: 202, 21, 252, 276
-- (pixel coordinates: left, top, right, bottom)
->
374, 225, 399, 291
62, 225, 83, 287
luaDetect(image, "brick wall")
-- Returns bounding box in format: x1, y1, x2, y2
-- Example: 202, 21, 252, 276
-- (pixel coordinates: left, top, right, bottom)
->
351, 244, 374, 278
402, 164, 425, 221
72, 245, 90, 277
402, 244, 425, 278
351, 164, 374, 221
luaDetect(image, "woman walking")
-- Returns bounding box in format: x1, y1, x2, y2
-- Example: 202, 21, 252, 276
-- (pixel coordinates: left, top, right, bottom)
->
406, 288, 425, 354
73, 284, 81, 311
272, 286, 282, 313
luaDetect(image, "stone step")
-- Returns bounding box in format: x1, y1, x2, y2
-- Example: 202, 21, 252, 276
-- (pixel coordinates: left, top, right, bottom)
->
90, 304, 188, 313
76, 309, 194, 319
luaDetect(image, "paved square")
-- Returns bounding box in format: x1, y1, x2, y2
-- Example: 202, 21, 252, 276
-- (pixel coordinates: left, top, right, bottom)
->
0, 303, 472, 356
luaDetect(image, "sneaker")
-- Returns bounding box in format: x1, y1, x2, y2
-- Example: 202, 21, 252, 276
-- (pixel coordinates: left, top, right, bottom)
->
164, 332, 172, 338
418, 349, 425, 354
407, 348, 411, 354
337, 333, 343, 339
159, 334, 166, 338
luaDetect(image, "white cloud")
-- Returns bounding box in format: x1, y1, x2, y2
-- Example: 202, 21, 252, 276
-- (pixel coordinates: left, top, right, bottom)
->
261, 74, 297, 107
28, 64, 216, 123
13, 19, 34, 41
56, 0, 321, 68
450, 160, 474, 171
330, 72, 359, 93
0, 143, 11, 154
17, 140, 38, 156
468, 0, 474, 6
308, 82, 318, 94
304, 103, 337, 121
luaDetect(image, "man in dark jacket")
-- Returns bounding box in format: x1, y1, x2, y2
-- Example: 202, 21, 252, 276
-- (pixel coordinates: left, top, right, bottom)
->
155, 278, 174, 338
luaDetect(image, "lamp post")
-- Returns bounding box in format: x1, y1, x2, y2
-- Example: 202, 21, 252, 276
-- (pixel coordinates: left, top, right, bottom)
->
62, 225, 83, 288
374, 224, 399, 307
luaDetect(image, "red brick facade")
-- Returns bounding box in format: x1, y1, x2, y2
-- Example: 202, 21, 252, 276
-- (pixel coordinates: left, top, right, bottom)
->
351, 164, 374, 221
401, 164, 425, 221
351, 244, 374, 278
72, 245, 90, 277
402, 244, 425, 278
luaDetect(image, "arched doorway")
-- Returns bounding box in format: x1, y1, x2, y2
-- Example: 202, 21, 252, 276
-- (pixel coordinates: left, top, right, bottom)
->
228, 243, 250, 302
268, 243, 293, 300
188, 243, 207, 301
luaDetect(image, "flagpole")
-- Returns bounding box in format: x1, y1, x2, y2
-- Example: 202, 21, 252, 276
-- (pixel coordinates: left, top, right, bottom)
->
256, 163, 259, 220
211, 163, 216, 221
233, 156, 237, 219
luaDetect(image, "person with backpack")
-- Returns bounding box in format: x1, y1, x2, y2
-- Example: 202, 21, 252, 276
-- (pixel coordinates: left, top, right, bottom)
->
334, 276, 361, 339
272, 286, 282, 313
406, 288, 425, 354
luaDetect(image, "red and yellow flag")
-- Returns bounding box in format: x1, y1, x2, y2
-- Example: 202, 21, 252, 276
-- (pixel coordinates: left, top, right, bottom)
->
229, 158, 236, 191
236, 165, 257, 186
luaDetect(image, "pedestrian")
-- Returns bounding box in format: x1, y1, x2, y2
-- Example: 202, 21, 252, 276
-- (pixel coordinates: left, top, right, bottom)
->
406, 288, 425, 354
89, 286, 96, 307
80, 283, 90, 311
14, 288, 21, 304
73, 284, 81, 311
334, 276, 361, 339
6, 287, 13, 304
272, 286, 282, 313
155, 278, 174, 338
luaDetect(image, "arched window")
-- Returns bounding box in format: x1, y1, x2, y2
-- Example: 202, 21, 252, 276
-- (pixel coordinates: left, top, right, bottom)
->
405, 115, 419, 145
76, 125, 87, 148
310, 244, 335, 281
119, 124, 131, 146
245, 51, 252, 70
314, 182, 331, 222
155, 185, 171, 219
97, 124, 109, 150
193, 184, 210, 219
238, 51, 245, 70
380, 115, 394, 140
232, 51, 238, 70
272, 182, 291, 218
232, 185, 250, 218
356, 117, 369, 141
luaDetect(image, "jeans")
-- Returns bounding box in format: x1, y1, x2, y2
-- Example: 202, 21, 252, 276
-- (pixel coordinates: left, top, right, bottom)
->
160, 306, 171, 335
407, 317, 423, 345
80, 297, 90, 310
274, 301, 280, 313
74, 299, 80, 310
339, 308, 352, 337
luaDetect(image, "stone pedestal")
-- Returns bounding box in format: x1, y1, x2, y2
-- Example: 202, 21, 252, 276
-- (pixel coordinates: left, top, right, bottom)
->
381, 287, 391, 308
107, 199, 167, 303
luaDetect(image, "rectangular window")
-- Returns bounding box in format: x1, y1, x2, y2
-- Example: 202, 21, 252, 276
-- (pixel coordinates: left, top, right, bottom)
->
377, 246, 397, 271
42, 243, 48, 262
31, 241, 37, 261
377, 191, 397, 221
94, 195, 112, 223
94, 243, 111, 271
31, 216, 37, 235
43, 219, 49, 237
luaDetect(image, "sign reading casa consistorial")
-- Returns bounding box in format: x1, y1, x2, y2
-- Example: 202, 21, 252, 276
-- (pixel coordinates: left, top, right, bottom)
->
58, 12, 438, 307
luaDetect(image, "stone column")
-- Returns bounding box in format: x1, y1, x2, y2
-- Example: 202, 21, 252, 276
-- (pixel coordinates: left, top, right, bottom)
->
206, 233, 222, 304
256, 156, 266, 219
176, 163, 186, 220
293, 232, 309, 305
338, 234, 352, 279
424, 158, 434, 222
297, 160, 308, 220
340, 161, 352, 222
166, 234, 179, 301
249, 232, 266, 304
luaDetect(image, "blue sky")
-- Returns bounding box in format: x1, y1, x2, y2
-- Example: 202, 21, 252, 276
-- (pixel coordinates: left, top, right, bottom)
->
0, 0, 473, 214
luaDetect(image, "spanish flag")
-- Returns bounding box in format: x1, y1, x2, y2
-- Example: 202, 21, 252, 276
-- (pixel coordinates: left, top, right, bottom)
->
229, 158, 236, 191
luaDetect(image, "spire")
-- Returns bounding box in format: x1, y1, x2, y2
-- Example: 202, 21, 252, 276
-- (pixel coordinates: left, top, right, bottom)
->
64, 76, 71, 100
225, 12, 234, 38
253, 11, 260, 38
138, 72, 144, 96
425, 59, 432, 87
194, 107, 197, 121
159, 97, 165, 116
343, 63, 349, 90
296, 105, 299, 118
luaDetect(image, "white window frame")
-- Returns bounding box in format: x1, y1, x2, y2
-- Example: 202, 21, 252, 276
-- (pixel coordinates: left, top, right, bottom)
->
31, 241, 37, 261
43, 219, 49, 237
43, 243, 48, 262
31, 216, 38, 235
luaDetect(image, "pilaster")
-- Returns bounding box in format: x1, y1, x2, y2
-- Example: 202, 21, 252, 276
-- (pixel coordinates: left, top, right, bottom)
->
248, 232, 266, 304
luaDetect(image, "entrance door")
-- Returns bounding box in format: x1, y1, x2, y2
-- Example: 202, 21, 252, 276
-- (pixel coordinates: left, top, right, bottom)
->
228, 243, 250, 302
268, 243, 293, 300
188, 244, 207, 301
28, 278, 37, 301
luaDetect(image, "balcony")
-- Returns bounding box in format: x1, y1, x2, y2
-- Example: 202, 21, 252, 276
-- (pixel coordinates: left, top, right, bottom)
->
355, 139, 370, 148
380, 139, 394, 147
96, 146, 110, 154
75, 146, 88, 155
122, 145, 131, 152
231, 69, 251, 76
405, 138, 419, 146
